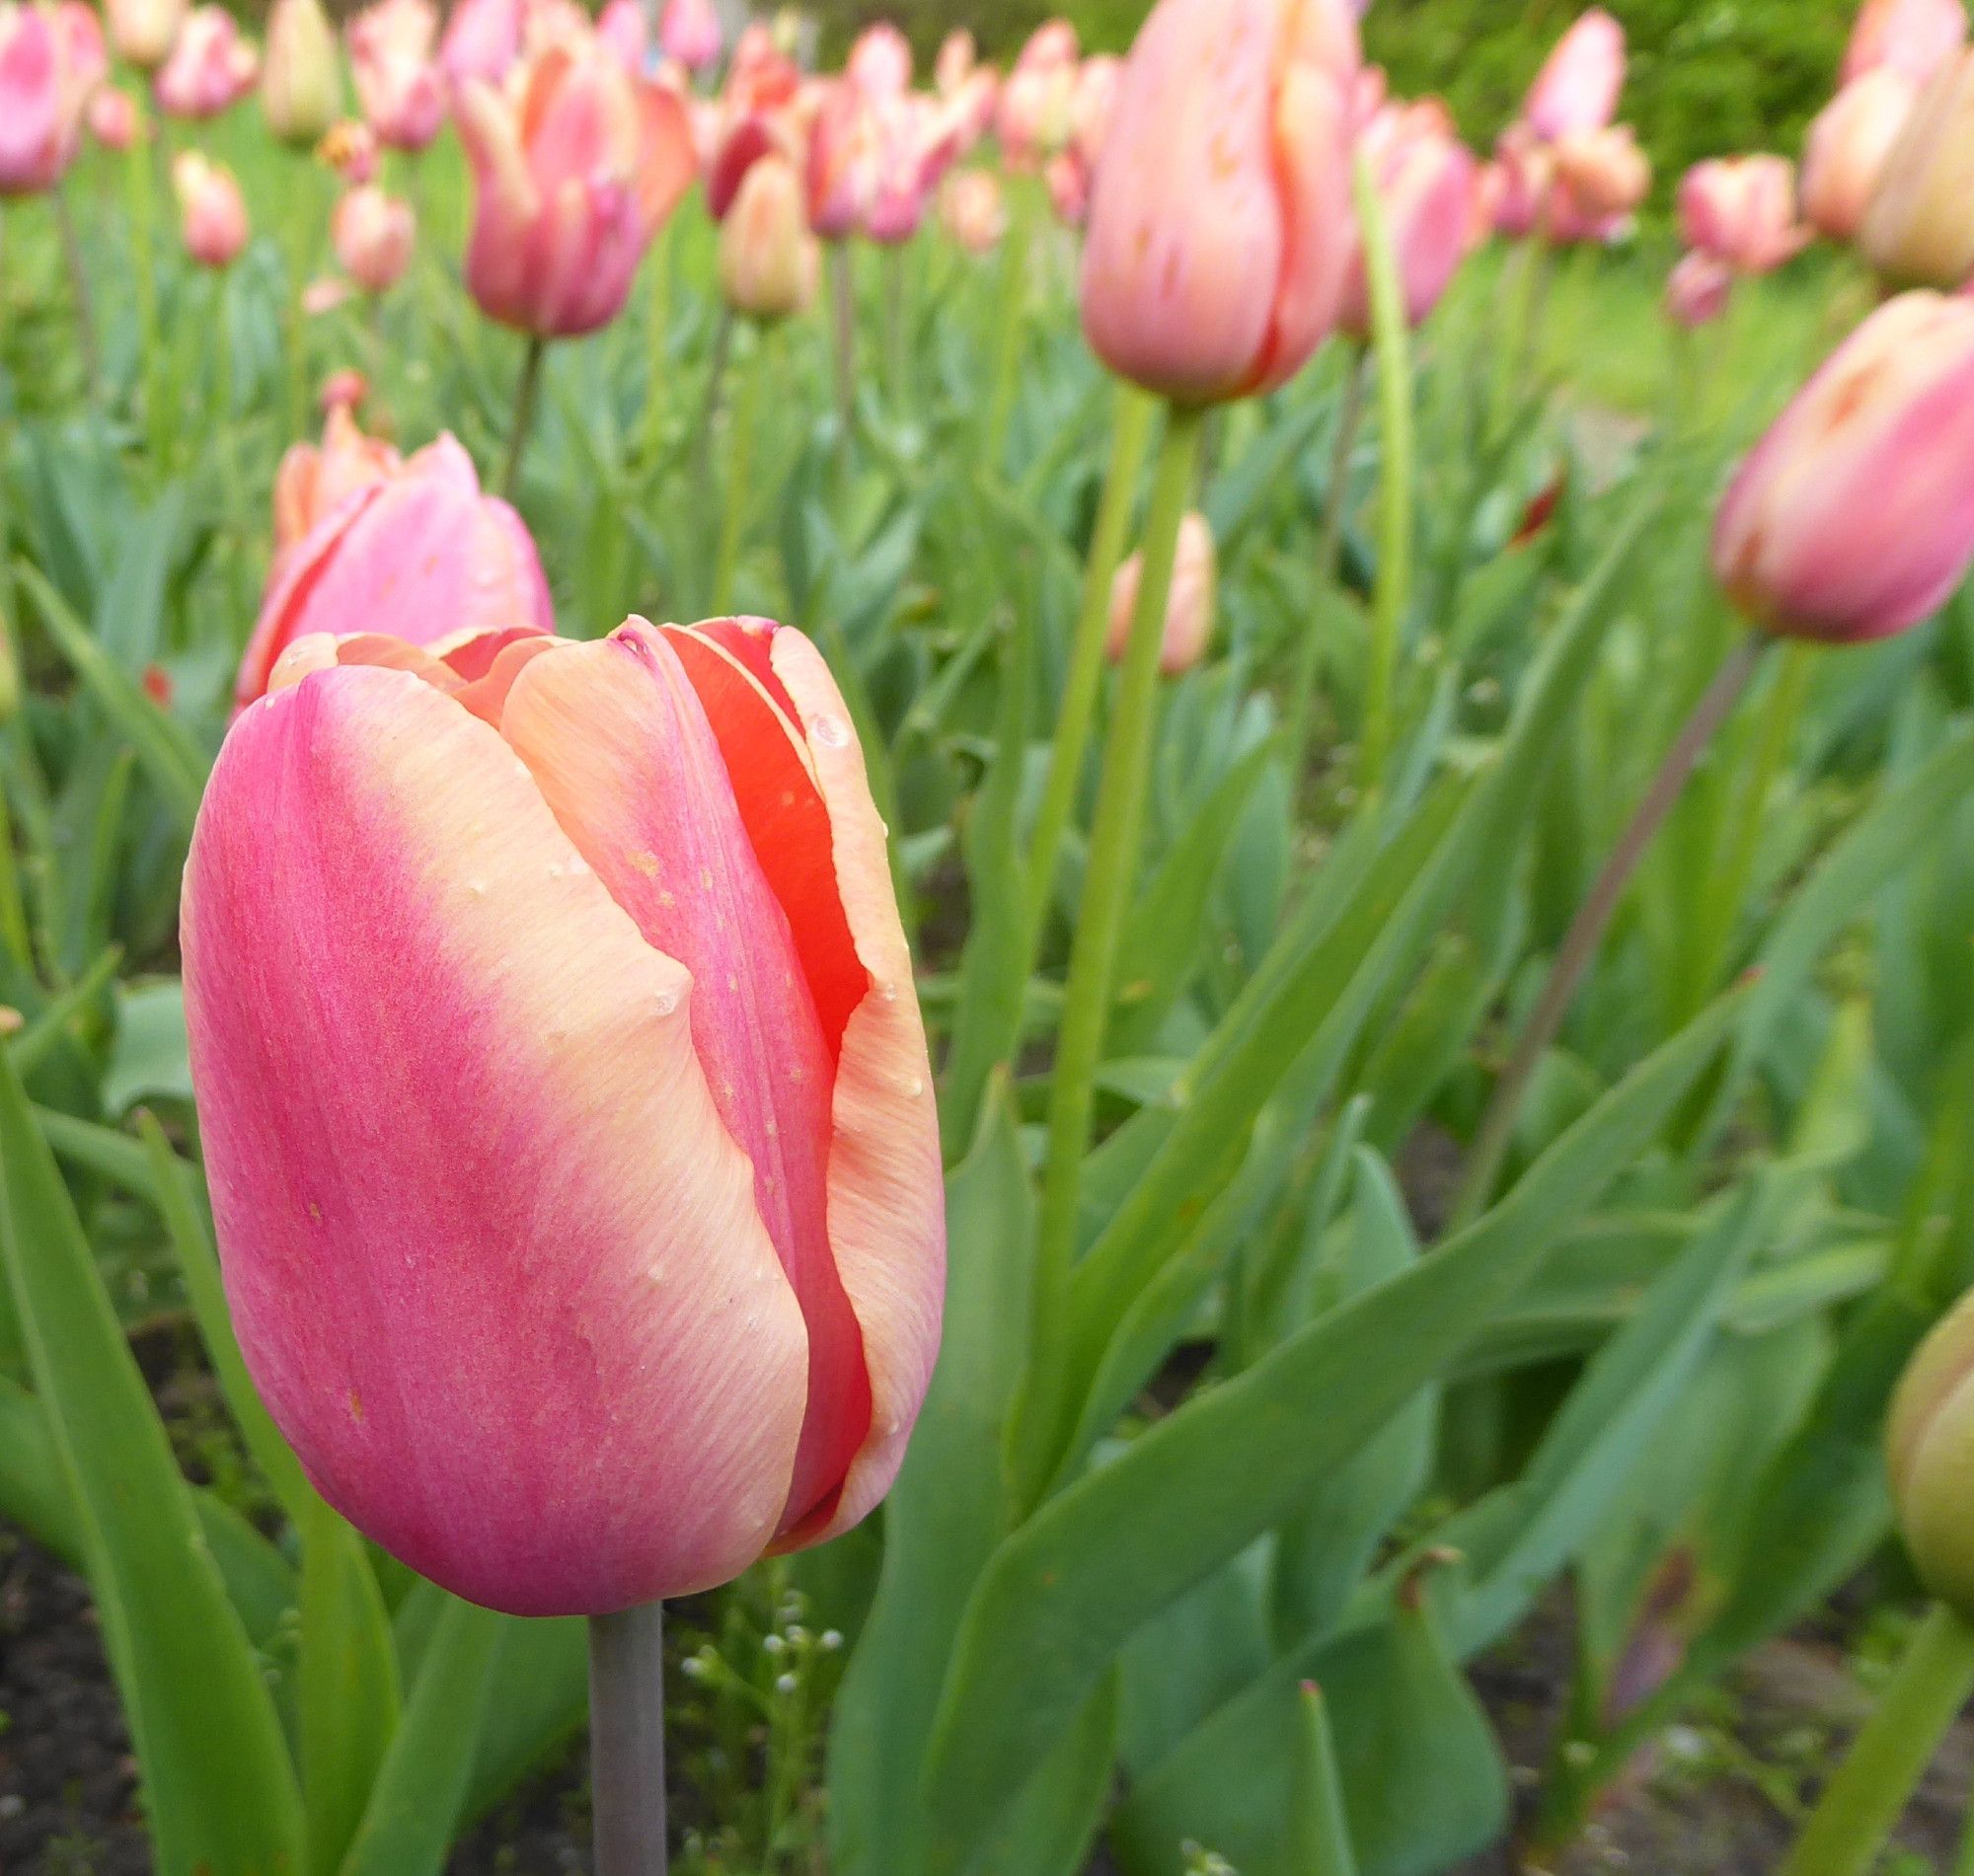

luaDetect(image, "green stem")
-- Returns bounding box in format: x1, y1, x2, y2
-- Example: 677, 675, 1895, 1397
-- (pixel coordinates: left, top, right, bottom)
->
1024, 403, 1204, 1503
692, 303, 734, 491
712, 325, 763, 616
883, 241, 907, 410
53, 185, 99, 400
1022, 381, 1155, 922
984, 185, 1030, 471
1351, 154, 1414, 801
1450, 633, 1768, 1232
1287, 345, 1368, 788
828, 241, 856, 462
1783, 1603, 1974, 1876
640, 218, 675, 470
588, 1603, 668, 1875
500, 335, 547, 501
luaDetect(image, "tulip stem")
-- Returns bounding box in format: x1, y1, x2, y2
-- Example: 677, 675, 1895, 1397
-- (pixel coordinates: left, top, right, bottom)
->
641, 217, 675, 470
1023, 380, 1156, 922
1024, 401, 1204, 1504
828, 242, 856, 463
52, 186, 99, 401
1451, 631, 1768, 1232
984, 183, 1030, 471
712, 324, 763, 615
500, 335, 547, 501
588, 1602, 668, 1875
692, 303, 734, 491
1781, 1602, 1974, 1876
883, 243, 908, 411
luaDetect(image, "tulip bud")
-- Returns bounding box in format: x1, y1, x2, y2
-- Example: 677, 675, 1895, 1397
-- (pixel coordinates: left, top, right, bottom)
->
106, 0, 183, 68
318, 115, 378, 184
317, 366, 369, 413
997, 19, 1078, 169
1844, 0, 1967, 86
1044, 149, 1089, 228
262, 0, 341, 146
184, 615, 944, 1614
456, 43, 697, 338
942, 166, 1005, 255
0, 3, 96, 195
173, 149, 249, 267
332, 183, 415, 295
1663, 251, 1733, 328
935, 28, 973, 98
1339, 109, 1480, 338
1861, 49, 1974, 288
657, 0, 719, 74
87, 83, 141, 150
1522, 8, 1626, 142
346, 0, 444, 152
1712, 292, 1974, 643
1553, 123, 1651, 222
1107, 512, 1218, 675
1081, 0, 1361, 406
1070, 53, 1120, 170
154, 6, 259, 120
847, 21, 910, 100
1889, 1288, 1974, 1617
438, 0, 519, 88
1801, 70, 1920, 241
720, 152, 818, 321
1677, 154, 1808, 275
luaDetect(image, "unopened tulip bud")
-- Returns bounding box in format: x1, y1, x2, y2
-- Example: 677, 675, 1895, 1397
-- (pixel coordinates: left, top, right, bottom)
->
657, 0, 719, 74
346, 0, 443, 151
107, 0, 182, 68
262, 0, 341, 146
720, 152, 818, 321
1802, 70, 1920, 241
1713, 292, 1974, 642
173, 149, 249, 267
87, 84, 141, 149
1082, 0, 1361, 406
332, 184, 414, 294
1844, 0, 1967, 86
1889, 1288, 1974, 1617
942, 166, 1004, 254
1677, 154, 1807, 274
1522, 8, 1625, 142
317, 366, 369, 413
1108, 512, 1217, 675
1339, 112, 1480, 338
934, 27, 973, 98
847, 21, 910, 100
1861, 49, 1974, 288
1664, 251, 1732, 328
154, 6, 259, 119
0, 3, 95, 194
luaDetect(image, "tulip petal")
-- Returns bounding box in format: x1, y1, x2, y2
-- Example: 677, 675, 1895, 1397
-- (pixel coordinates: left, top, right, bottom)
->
184, 665, 807, 1613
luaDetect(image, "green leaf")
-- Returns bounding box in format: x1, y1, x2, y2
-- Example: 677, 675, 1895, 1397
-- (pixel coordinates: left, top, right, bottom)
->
107, 978, 193, 1114
964, 1671, 1118, 1876
458, 1613, 590, 1824
0, 1048, 306, 1874
1289, 1682, 1360, 1876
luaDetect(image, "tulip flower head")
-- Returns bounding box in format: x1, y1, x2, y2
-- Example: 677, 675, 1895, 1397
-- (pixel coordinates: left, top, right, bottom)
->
184, 614, 944, 1615
997, 17, 1078, 168
1888, 1286, 1974, 1619
155, 6, 258, 119
805, 76, 882, 239
262, 0, 342, 146
173, 148, 248, 266
1713, 292, 1974, 642
942, 166, 1006, 255
1070, 53, 1121, 170
1802, 69, 1921, 241
87, 81, 141, 149
863, 93, 960, 245
456, 41, 697, 338
1664, 250, 1733, 328
1862, 47, 1974, 288
1843, 0, 1968, 85
0, 2, 100, 194
846, 20, 910, 100
106, 0, 183, 68
935, 27, 974, 97
439, 0, 520, 89
318, 366, 369, 412
1107, 511, 1218, 674
272, 402, 401, 573
1522, 8, 1625, 142
319, 114, 379, 183
1677, 155, 1808, 275
594, 0, 643, 71
1082, 0, 1361, 406
1339, 105, 1479, 337
347, 0, 444, 150
333, 183, 415, 294
720, 152, 818, 320
657, 0, 719, 73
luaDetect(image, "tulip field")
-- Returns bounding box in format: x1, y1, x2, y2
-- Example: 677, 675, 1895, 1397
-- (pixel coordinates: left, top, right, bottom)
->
13, 0, 1974, 1869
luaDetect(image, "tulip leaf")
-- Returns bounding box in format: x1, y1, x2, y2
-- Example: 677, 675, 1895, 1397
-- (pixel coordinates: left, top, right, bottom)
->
918, 991, 1741, 1870
0, 1047, 306, 1874
458, 1612, 591, 1824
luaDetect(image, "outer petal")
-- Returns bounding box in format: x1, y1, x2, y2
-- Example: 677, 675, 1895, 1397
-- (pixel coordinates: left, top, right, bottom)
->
183, 666, 807, 1613
765, 628, 945, 1546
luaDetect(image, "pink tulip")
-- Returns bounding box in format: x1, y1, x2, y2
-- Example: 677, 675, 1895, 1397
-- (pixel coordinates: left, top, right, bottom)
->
805, 77, 881, 238
318, 366, 369, 411
1664, 250, 1733, 328
997, 17, 1078, 168
87, 83, 141, 149
1843, 0, 1967, 85
1486, 126, 1554, 237
1802, 70, 1920, 240
1713, 292, 1974, 642
1081, 0, 1360, 405
456, 41, 696, 338
106, 0, 183, 68
593, 0, 642, 71
720, 151, 817, 319
1552, 123, 1650, 220
1338, 107, 1479, 337
0, 2, 97, 194
1861, 48, 1974, 288
1107, 512, 1218, 674
942, 166, 1006, 254
439, 0, 519, 88
657, 0, 719, 74
847, 20, 910, 100
173, 149, 248, 265
518, 0, 587, 63
319, 115, 380, 183
154, 6, 259, 119
347, 0, 443, 150
241, 431, 552, 707
1070, 53, 1120, 169
333, 183, 415, 294
1522, 8, 1625, 142
1677, 155, 1808, 274
703, 36, 801, 217
1045, 150, 1089, 227
863, 93, 960, 245
935, 27, 974, 97
184, 614, 943, 1615
271, 402, 401, 571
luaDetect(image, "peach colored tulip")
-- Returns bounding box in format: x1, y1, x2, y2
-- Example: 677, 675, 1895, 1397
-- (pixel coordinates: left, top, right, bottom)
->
997, 17, 1078, 169
657, 0, 719, 74
0, 2, 97, 193
1862, 48, 1974, 287
1339, 109, 1479, 336
154, 6, 258, 119
1713, 292, 1974, 641
456, 41, 696, 338
1677, 154, 1807, 274
184, 614, 943, 1615
241, 431, 551, 708
347, 0, 443, 150
333, 183, 415, 294
319, 115, 379, 183
518, 0, 587, 63
1081, 0, 1360, 405
439, 0, 519, 87
1553, 123, 1650, 220
272, 402, 401, 572
942, 166, 1005, 254
1070, 53, 1120, 169
87, 82, 140, 149
106, 0, 183, 68
847, 20, 910, 100
1843, 0, 1967, 85
935, 27, 973, 97
173, 150, 247, 266
1486, 126, 1555, 236
1523, 8, 1625, 142
1802, 70, 1920, 240
261, 0, 341, 146
1664, 250, 1732, 328
720, 151, 817, 320
1108, 512, 1217, 674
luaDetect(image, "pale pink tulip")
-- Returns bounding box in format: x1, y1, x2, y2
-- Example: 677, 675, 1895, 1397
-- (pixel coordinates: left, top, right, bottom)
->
271, 402, 401, 572
1552, 123, 1650, 220
942, 166, 1005, 254
1339, 108, 1479, 336
333, 183, 415, 294
347, 0, 443, 149
106, 0, 182, 68
439, 0, 519, 88
594, 0, 642, 70
0, 2, 98, 193
847, 20, 910, 99
720, 151, 817, 319
87, 82, 140, 149
997, 17, 1078, 168
1843, 0, 1967, 85
657, 0, 718, 73
154, 6, 258, 119
1677, 155, 1808, 274
1664, 250, 1733, 328
1523, 8, 1625, 142
1108, 512, 1218, 674
1070, 53, 1120, 169
1802, 70, 1920, 240
863, 93, 960, 245
935, 27, 974, 97
1861, 48, 1974, 287
805, 76, 881, 238
173, 148, 248, 265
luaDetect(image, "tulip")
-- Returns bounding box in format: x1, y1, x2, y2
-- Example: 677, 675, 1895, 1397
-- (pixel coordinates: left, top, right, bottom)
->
847, 20, 910, 100
1107, 512, 1217, 674
439, 0, 519, 88
864, 94, 959, 246
154, 6, 258, 119
806, 77, 881, 238
1889, 1288, 1974, 1618
240, 432, 552, 708
935, 27, 973, 97
106, 0, 182, 69
1044, 150, 1089, 228
518, 0, 586, 63
87, 82, 139, 149
1861, 49, 1974, 287
332, 183, 415, 294
1664, 250, 1733, 328
319, 115, 379, 183
1070, 53, 1120, 170
1677, 154, 1808, 274
261, 0, 341, 145
1338, 110, 1479, 337
1712, 292, 1974, 642
271, 402, 401, 573
1843, 0, 1967, 85
942, 166, 1005, 254
719, 152, 817, 321
1522, 8, 1625, 142
0, 2, 96, 194
1552, 123, 1650, 221
657, 0, 719, 74
317, 365, 369, 413
1485, 126, 1554, 237
1081, 0, 1360, 406
173, 149, 248, 266
997, 18, 1078, 168
347, 0, 443, 150
456, 41, 696, 338
183, 614, 944, 1615
1801, 70, 1920, 241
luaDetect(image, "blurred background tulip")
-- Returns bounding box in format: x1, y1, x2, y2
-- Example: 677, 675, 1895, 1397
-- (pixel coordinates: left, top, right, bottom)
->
346, 0, 442, 151
941, 165, 1004, 254
270, 400, 398, 578
331, 181, 413, 294
1107, 511, 1217, 675
719, 151, 816, 321
846, 20, 910, 100
104, 0, 182, 69
154, 5, 257, 119
1889, 1288, 1974, 1619
172, 148, 247, 265
1861, 46, 1974, 286
657, 0, 719, 75
1664, 248, 1733, 327
260, 0, 340, 146
1843, 0, 1968, 83
85, 81, 139, 148
0, 1, 96, 195
1339, 103, 1480, 336
1801, 68, 1921, 240
438, 0, 518, 89
1677, 154, 1807, 274
1521, 6, 1625, 141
